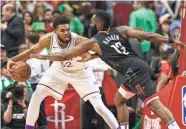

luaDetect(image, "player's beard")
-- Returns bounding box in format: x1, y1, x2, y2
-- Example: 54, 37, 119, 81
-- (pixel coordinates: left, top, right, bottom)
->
58, 35, 71, 44
89, 25, 98, 38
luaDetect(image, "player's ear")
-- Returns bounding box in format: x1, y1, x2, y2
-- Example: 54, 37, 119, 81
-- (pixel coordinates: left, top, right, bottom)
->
96, 23, 101, 30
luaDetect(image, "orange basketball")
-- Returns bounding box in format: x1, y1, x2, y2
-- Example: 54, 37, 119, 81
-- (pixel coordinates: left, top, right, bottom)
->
11, 62, 31, 82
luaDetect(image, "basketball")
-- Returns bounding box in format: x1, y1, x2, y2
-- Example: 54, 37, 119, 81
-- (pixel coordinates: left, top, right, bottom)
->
11, 61, 31, 82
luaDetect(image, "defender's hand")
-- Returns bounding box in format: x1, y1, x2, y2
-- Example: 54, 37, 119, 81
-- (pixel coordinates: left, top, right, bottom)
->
77, 53, 98, 62
77, 53, 92, 62
173, 40, 186, 51
31, 54, 48, 60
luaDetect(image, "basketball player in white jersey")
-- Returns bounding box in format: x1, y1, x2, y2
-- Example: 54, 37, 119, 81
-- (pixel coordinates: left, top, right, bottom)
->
7, 15, 120, 129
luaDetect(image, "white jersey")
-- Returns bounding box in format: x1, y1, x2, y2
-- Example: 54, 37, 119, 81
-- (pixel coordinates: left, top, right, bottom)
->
38, 32, 99, 101
49, 32, 87, 73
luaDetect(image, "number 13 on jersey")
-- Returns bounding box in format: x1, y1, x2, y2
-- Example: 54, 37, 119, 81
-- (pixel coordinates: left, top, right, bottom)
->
111, 42, 129, 55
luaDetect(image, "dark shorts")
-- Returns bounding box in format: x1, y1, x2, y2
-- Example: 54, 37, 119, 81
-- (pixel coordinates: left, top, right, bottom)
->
118, 58, 158, 105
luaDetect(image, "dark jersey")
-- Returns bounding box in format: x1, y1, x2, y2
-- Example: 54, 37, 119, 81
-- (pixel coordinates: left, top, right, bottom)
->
93, 27, 139, 74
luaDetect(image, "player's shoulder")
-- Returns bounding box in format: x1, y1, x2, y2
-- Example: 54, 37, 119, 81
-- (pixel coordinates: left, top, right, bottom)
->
74, 34, 88, 46
116, 25, 132, 32
39, 32, 52, 43
71, 32, 78, 38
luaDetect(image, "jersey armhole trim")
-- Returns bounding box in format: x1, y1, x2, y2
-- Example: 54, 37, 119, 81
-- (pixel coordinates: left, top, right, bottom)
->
49, 32, 54, 51
73, 36, 79, 46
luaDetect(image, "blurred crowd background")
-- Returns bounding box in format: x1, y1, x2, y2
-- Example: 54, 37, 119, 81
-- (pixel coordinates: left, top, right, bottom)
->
0, 0, 183, 129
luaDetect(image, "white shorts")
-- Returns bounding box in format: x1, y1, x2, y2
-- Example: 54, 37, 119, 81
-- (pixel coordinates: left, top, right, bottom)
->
38, 66, 100, 101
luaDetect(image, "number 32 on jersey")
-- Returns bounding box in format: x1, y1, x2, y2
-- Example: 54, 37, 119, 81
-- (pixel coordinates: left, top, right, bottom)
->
111, 42, 129, 55
61, 61, 73, 67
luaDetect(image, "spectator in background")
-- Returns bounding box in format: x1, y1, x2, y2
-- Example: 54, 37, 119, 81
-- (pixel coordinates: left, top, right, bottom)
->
156, 48, 175, 92
26, 32, 50, 129
62, 4, 84, 35
1, 3, 25, 58
170, 9, 181, 41
129, 1, 158, 33
1, 83, 29, 129
23, 12, 33, 36
129, 1, 158, 53
0, 61, 14, 93
154, 1, 164, 17
44, 9, 53, 32
33, 2, 45, 22
1, 44, 8, 66
157, 15, 171, 38
83, 58, 109, 129
18, 44, 29, 54
171, 25, 180, 41
80, 2, 96, 38
52, 10, 61, 20
0, 44, 31, 95
31, 22, 46, 38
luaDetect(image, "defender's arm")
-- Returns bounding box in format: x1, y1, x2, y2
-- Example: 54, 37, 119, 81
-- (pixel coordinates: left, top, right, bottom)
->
117, 26, 186, 50
31, 38, 99, 61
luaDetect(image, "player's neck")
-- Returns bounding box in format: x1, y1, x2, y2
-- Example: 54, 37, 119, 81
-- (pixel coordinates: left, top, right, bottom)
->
58, 39, 69, 49
99, 28, 110, 33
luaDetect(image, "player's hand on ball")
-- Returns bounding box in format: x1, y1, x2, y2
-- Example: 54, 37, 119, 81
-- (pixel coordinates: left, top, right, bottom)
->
31, 54, 48, 60
7, 59, 16, 73
173, 40, 186, 51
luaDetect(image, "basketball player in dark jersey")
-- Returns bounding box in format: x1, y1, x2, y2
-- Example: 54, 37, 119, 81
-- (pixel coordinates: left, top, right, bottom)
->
31, 10, 185, 129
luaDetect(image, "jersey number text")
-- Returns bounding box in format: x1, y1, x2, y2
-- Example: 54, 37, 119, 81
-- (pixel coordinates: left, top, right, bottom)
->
61, 62, 73, 67
111, 42, 129, 55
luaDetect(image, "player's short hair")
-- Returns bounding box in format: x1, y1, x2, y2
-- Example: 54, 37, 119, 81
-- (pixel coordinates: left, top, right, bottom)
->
95, 10, 111, 30
52, 15, 70, 29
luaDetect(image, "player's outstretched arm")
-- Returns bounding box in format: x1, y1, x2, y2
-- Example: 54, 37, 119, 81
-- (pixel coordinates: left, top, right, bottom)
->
10, 34, 51, 62
118, 26, 186, 50
31, 39, 99, 61
76, 36, 99, 62
7, 34, 51, 72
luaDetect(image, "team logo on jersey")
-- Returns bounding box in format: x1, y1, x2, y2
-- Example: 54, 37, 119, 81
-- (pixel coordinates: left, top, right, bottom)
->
135, 84, 145, 95
182, 85, 186, 125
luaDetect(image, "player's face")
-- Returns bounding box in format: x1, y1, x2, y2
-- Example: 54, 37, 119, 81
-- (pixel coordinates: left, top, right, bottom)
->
90, 15, 98, 37
55, 24, 71, 44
